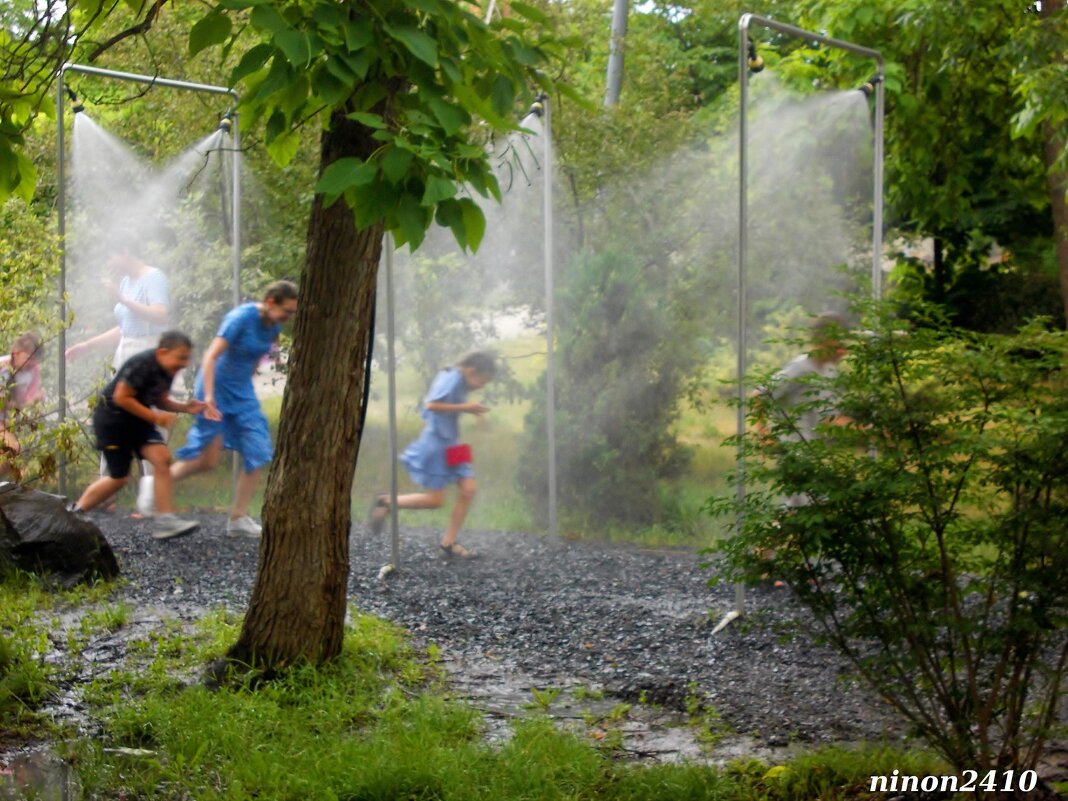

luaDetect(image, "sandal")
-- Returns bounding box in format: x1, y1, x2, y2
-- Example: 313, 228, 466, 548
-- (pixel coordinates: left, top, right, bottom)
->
368, 495, 388, 535
440, 542, 477, 559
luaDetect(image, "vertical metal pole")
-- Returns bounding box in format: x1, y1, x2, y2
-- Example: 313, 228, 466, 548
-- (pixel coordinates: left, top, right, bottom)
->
872, 79, 885, 299
604, 0, 629, 107
231, 114, 242, 499
56, 70, 68, 496
386, 236, 400, 565
734, 21, 750, 618
543, 98, 558, 539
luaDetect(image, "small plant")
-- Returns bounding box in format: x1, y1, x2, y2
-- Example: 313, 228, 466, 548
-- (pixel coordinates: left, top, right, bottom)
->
524, 686, 561, 712
572, 684, 604, 701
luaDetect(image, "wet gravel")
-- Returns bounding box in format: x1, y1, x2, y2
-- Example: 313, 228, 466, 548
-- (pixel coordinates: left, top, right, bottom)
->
93, 510, 904, 748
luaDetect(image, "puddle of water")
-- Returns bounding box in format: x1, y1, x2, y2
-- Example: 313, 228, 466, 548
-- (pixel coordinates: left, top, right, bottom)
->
0, 747, 81, 801
440, 650, 799, 766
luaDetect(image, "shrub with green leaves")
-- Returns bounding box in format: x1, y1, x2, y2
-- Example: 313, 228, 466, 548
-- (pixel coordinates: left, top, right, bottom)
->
710, 300, 1068, 786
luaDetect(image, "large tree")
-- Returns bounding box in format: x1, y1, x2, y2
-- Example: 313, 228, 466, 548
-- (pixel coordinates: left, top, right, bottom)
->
181, 0, 561, 668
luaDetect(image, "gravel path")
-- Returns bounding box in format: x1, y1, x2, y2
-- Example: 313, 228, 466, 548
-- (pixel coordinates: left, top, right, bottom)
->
92, 509, 904, 749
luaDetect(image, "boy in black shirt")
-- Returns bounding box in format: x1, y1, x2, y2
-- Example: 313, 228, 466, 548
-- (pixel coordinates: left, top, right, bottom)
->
72, 331, 205, 540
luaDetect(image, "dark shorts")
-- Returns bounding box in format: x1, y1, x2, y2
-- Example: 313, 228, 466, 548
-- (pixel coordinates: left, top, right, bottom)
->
93, 408, 165, 479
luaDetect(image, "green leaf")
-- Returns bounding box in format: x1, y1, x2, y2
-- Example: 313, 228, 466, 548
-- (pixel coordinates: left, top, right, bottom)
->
189, 12, 232, 57
427, 97, 468, 136
384, 24, 438, 68
350, 179, 395, 229
347, 111, 386, 129
249, 5, 290, 35
344, 19, 374, 52
312, 4, 347, 31
229, 43, 274, 85
435, 198, 466, 250
490, 74, 515, 118
508, 1, 550, 25
459, 197, 486, 252
380, 145, 414, 184
316, 157, 378, 196
394, 192, 428, 249
265, 128, 301, 167
312, 68, 349, 105
275, 29, 314, 66
421, 175, 457, 206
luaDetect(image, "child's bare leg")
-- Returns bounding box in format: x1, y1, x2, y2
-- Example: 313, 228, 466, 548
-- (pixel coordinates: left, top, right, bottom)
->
231, 468, 261, 520
441, 478, 476, 548
170, 435, 224, 482
75, 476, 129, 511
141, 444, 176, 514
392, 489, 446, 510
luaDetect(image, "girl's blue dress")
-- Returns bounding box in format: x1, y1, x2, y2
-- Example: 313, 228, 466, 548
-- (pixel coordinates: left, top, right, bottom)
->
400, 368, 473, 489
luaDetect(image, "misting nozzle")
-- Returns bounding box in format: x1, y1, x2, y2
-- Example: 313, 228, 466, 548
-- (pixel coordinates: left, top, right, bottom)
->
858, 74, 882, 98
527, 92, 548, 118
218, 112, 233, 133
66, 87, 85, 114
747, 40, 765, 73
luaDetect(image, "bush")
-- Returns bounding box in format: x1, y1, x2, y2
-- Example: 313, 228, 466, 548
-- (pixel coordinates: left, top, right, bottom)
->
710, 299, 1068, 792
519, 248, 701, 527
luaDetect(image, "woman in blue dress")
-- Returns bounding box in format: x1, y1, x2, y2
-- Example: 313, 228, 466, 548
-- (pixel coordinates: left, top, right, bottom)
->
371, 351, 496, 558
168, 280, 298, 537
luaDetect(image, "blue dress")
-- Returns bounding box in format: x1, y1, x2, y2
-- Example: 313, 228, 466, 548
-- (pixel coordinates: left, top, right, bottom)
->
176, 303, 281, 472
400, 368, 473, 489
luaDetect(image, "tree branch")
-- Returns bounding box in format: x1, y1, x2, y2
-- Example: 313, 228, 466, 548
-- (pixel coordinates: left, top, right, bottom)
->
85, 0, 169, 62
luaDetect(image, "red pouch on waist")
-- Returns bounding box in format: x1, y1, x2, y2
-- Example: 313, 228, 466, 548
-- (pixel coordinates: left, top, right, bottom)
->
445, 444, 472, 467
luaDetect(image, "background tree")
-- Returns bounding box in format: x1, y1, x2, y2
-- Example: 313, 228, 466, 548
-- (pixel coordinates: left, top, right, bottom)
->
787, 0, 1067, 331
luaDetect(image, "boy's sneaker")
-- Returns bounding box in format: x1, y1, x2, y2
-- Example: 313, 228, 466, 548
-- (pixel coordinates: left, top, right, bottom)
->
226, 515, 262, 538
136, 476, 155, 516
152, 513, 199, 541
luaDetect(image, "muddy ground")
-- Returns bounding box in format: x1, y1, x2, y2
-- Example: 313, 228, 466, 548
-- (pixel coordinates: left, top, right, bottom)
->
89, 509, 905, 750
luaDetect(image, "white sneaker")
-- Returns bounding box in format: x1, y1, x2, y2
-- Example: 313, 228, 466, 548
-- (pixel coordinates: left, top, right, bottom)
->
152, 513, 199, 541
226, 515, 262, 538
136, 476, 155, 515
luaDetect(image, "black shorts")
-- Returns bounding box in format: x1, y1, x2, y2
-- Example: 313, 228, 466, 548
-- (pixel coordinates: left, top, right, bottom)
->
93, 407, 165, 479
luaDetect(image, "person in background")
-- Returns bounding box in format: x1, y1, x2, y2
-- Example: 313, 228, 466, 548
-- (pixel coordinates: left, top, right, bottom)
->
168, 280, 298, 538
370, 351, 497, 559
0, 333, 45, 482
66, 244, 176, 514
751, 312, 850, 585
70, 331, 204, 541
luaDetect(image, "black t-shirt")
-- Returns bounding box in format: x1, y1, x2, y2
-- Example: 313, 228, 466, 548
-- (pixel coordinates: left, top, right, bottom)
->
96, 349, 172, 427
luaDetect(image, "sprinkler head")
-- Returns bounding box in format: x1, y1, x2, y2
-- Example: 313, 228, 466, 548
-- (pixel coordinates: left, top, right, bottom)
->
218, 113, 233, 133
747, 41, 765, 74
527, 92, 548, 118
66, 87, 84, 114
858, 74, 882, 98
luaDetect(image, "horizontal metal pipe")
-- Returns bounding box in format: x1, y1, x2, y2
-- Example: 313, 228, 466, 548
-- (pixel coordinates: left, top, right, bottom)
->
739, 13, 884, 77
62, 63, 238, 101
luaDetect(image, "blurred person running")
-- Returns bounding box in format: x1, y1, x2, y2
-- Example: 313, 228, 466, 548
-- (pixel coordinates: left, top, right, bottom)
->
70, 331, 204, 540
168, 280, 298, 538
370, 351, 497, 558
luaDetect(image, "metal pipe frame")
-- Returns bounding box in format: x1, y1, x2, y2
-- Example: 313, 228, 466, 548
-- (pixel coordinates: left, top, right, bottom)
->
56, 63, 241, 495
543, 96, 558, 540
732, 13, 884, 618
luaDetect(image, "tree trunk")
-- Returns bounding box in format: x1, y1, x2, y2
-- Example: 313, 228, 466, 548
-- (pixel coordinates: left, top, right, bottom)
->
1043, 125, 1068, 330
1040, 0, 1068, 330
227, 109, 383, 668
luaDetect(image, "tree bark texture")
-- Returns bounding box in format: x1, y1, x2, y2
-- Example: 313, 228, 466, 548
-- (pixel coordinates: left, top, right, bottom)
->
230, 109, 383, 667
1043, 125, 1068, 330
